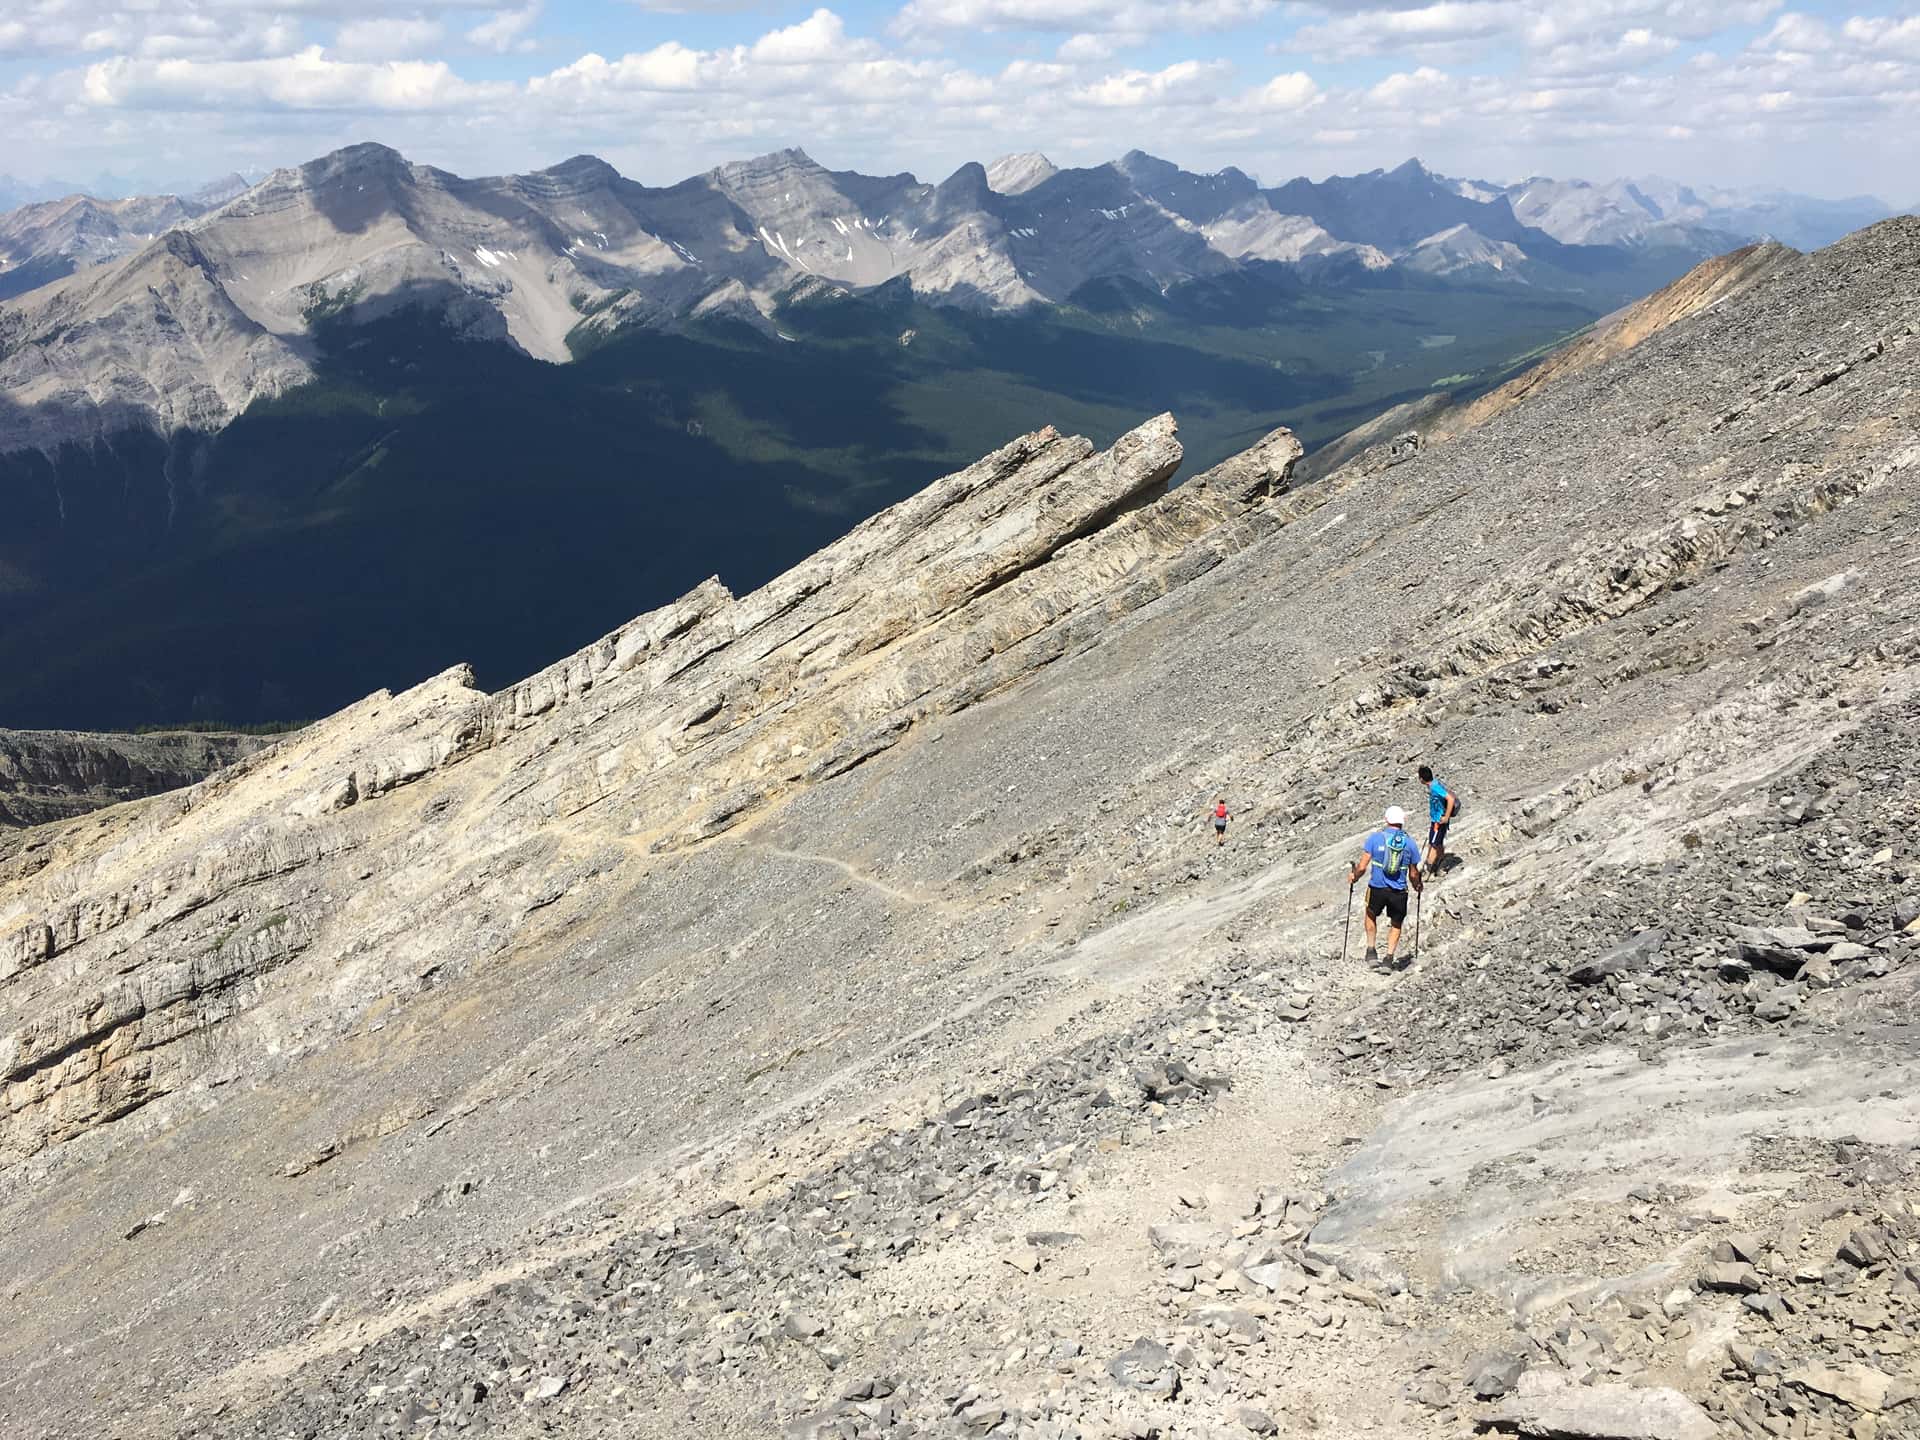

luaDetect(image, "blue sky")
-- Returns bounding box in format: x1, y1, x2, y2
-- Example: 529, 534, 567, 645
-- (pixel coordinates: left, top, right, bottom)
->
2, 1, 1915, 199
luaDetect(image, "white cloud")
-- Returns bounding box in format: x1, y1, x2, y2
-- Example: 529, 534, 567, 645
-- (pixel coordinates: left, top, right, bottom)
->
1756, 12, 1831, 54
1367, 65, 1455, 106
1534, 26, 1678, 78
1839, 15, 1920, 59
1058, 32, 1124, 61
0, 0, 1912, 205
81, 46, 508, 111
467, 3, 542, 54
893, 0, 1273, 41
1070, 58, 1232, 108
531, 44, 710, 97
0, 0, 505, 61
1519, 0, 1781, 49
331, 17, 446, 61
1249, 70, 1320, 110
1294, 0, 1785, 64
750, 9, 875, 64
1295, 2, 1516, 62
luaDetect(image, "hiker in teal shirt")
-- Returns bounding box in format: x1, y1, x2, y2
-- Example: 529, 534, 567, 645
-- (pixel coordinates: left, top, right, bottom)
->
1419, 765, 1457, 875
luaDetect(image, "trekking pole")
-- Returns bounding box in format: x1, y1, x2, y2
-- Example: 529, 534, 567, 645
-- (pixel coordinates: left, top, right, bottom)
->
1341, 880, 1354, 964
1413, 886, 1422, 963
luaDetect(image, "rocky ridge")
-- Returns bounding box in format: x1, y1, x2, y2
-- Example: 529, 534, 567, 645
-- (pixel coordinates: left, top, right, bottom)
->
1466, 173, 1890, 254
1298, 239, 1804, 482
1, 218, 1918, 1440
0, 191, 212, 301
0, 727, 271, 828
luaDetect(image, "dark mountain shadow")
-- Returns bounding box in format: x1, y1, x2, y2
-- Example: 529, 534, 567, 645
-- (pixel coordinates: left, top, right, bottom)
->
0, 254, 77, 302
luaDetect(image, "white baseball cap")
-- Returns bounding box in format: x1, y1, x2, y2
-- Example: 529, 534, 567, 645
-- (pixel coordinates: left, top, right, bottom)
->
1384, 805, 1407, 826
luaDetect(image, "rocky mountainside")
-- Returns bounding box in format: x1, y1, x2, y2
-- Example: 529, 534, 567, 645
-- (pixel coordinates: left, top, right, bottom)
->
1296, 239, 1805, 481
0, 727, 270, 827
1, 216, 1916, 1440
0, 191, 214, 301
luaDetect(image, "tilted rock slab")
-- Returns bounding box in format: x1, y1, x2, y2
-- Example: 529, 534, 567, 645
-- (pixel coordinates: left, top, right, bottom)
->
1493, 1369, 1720, 1440
0, 412, 1301, 1170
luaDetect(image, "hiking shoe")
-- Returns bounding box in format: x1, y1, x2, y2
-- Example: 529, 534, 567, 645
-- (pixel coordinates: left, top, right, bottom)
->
1383, 951, 1399, 970
1362, 947, 1378, 966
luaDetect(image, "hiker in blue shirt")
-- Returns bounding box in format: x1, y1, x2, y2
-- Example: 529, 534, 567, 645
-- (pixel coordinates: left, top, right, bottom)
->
1346, 805, 1424, 970
1419, 765, 1458, 876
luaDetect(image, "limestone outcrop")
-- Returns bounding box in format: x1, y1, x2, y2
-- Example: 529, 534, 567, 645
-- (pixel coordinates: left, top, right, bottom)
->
0, 410, 1303, 1176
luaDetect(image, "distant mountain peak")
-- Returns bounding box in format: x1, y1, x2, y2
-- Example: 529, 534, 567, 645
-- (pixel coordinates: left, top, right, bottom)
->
711, 147, 820, 181
190, 172, 252, 208
543, 154, 621, 183
986, 152, 1056, 195
321, 141, 408, 167
291, 142, 414, 192
934, 160, 992, 210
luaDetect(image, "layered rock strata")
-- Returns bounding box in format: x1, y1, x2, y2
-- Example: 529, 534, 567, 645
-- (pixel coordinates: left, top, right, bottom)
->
0, 412, 1302, 1173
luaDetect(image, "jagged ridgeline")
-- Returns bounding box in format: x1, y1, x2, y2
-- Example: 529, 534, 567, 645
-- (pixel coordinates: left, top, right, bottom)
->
0, 143, 1705, 730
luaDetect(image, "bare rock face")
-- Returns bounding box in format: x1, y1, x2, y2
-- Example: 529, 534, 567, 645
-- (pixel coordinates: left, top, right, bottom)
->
0, 229, 313, 451
0, 410, 1300, 1174
0, 728, 271, 828
1296, 237, 1802, 482
0, 192, 210, 300
1493, 1370, 1719, 1440
985, 152, 1057, 196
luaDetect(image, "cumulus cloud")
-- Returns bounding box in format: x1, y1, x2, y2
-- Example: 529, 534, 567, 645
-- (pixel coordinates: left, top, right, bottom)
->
467, 3, 542, 54
1248, 70, 1320, 110
1294, 2, 1516, 62
1366, 64, 1455, 106
1057, 32, 1127, 61
1069, 58, 1233, 107
331, 17, 447, 61
1295, 0, 1785, 63
1, 0, 1913, 203
750, 9, 875, 65
81, 46, 509, 111
893, 0, 1273, 41
0, 0, 511, 61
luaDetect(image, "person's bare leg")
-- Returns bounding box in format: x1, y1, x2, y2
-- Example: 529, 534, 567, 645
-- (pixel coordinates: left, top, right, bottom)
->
1362, 908, 1379, 958
1385, 920, 1403, 959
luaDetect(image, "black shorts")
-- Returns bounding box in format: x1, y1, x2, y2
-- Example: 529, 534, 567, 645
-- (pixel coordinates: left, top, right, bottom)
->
1428, 821, 1450, 850
1366, 885, 1409, 925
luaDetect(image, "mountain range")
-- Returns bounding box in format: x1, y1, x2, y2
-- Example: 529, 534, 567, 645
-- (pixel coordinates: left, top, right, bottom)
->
0, 142, 1894, 729
0, 145, 1893, 444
